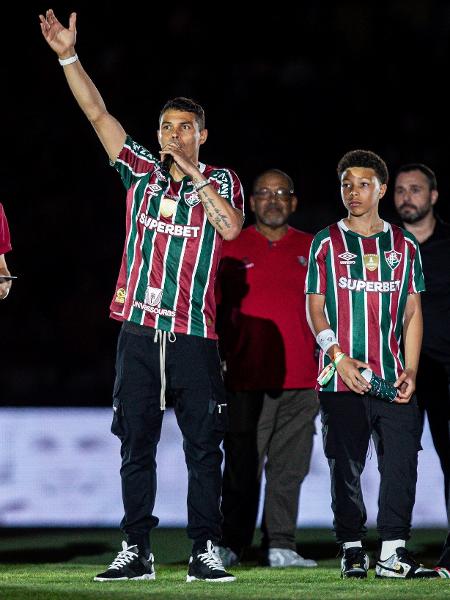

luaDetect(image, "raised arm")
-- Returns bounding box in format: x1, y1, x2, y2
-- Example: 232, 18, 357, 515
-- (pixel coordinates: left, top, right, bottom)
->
39, 9, 126, 162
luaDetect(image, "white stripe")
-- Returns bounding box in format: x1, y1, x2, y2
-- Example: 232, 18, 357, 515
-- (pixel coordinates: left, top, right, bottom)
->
116, 158, 152, 178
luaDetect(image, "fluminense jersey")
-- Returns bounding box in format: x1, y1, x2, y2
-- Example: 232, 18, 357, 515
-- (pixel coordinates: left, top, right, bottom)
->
109, 136, 244, 339
305, 219, 425, 391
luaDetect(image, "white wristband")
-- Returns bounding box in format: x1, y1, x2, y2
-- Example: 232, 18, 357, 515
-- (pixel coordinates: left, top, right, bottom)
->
193, 179, 210, 192
316, 328, 338, 354
58, 54, 78, 66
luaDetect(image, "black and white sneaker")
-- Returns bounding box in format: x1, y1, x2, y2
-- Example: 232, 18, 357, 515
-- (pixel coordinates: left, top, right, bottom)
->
94, 541, 155, 581
341, 547, 369, 578
376, 547, 439, 579
186, 540, 236, 582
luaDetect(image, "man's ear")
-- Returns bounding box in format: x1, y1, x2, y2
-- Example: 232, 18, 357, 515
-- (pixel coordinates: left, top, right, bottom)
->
157, 129, 162, 147
431, 189, 439, 206
199, 128, 208, 146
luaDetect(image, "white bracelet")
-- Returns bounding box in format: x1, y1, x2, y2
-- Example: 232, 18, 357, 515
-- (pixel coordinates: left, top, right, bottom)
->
316, 328, 338, 353
193, 179, 210, 192
58, 54, 78, 66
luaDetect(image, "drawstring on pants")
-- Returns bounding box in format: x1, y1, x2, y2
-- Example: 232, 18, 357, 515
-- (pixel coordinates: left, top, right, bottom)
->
153, 329, 177, 410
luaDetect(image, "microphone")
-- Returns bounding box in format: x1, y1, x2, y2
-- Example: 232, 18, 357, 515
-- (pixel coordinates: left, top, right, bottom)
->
161, 153, 173, 174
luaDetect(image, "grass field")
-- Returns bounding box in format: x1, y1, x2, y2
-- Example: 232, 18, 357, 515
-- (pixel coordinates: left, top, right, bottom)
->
1, 528, 449, 599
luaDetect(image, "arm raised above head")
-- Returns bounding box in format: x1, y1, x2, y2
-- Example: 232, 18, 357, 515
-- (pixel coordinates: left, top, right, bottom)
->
39, 9, 126, 162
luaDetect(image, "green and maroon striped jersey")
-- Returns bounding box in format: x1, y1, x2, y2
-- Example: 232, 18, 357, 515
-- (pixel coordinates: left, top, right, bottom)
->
109, 136, 244, 339
305, 219, 425, 391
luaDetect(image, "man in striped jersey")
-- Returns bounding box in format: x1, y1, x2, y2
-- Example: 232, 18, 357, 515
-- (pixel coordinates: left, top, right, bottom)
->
305, 149, 438, 579
0, 203, 12, 301
40, 9, 243, 583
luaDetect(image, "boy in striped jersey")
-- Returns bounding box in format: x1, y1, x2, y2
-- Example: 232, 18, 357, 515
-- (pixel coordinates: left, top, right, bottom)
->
305, 149, 438, 579
40, 9, 243, 583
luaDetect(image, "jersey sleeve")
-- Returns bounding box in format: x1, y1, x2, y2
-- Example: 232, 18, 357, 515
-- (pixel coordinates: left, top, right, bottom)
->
210, 168, 245, 216
0, 203, 12, 254
406, 236, 426, 293
111, 135, 159, 190
305, 232, 329, 295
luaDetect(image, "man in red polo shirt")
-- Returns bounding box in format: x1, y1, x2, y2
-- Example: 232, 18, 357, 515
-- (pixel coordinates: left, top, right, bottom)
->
0, 203, 12, 301
216, 169, 319, 568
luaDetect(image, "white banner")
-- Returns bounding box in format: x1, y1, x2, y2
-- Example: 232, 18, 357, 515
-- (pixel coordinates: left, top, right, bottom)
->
0, 408, 446, 527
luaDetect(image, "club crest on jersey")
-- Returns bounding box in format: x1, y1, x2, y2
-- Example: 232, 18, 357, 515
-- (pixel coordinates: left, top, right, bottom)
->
363, 254, 379, 271
115, 287, 126, 304
384, 250, 402, 270
298, 255, 307, 266
184, 190, 202, 208
338, 251, 357, 265
144, 286, 163, 307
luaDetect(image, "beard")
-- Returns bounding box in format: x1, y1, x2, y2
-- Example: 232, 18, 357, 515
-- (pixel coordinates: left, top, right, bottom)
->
397, 202, 432, 224
259, 207, 287, 228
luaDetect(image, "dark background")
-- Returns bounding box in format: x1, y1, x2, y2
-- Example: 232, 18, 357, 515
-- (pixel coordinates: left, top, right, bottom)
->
2, 1, 449, 405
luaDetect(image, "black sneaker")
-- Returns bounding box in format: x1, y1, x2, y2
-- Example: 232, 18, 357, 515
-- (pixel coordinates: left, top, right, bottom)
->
376, 547, 439, 579
94, 541, 155, 581
186, 540, 236, 582
341, 547, 369, 578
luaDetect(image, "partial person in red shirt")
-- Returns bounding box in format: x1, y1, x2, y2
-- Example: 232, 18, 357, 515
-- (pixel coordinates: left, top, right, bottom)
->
0, 203, 12, 301
216, 169, 319, 568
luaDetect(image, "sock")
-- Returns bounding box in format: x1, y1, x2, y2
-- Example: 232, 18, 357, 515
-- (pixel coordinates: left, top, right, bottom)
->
127, 537, 150, 558
380, 539, 405, 561
343, 541, 362, 550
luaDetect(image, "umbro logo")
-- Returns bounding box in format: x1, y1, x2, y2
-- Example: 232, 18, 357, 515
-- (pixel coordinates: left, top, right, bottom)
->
338, 251, 357, 265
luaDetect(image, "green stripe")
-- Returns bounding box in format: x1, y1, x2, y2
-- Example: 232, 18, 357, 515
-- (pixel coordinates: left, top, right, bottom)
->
378, 232, 397, 380
346, 235, 365, 361
130, 180, 163, 322
190, 222, 215, 336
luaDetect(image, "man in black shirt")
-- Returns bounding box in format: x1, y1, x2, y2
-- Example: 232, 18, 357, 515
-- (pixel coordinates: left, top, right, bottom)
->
394, 163, 450, 575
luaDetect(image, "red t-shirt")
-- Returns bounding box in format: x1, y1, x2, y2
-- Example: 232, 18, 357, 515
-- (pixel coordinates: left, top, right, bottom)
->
0, 203, 11, 255
217, 226, 317, 390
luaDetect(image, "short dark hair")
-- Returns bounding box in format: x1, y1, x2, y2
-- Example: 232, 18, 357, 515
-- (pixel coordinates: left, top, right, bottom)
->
395, 163, 437, 191
252, 169, 294, 193
337, 149, 389, 185
159, 97, 205, 130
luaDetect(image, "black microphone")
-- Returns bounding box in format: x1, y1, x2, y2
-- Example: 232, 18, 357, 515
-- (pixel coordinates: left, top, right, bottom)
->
162, 153, 173, 174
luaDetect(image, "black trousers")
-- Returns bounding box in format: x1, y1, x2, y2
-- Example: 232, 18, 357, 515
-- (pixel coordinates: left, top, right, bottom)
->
415, 353, 450, 525
319, 391, 422, 544
111, 321, 227, 554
